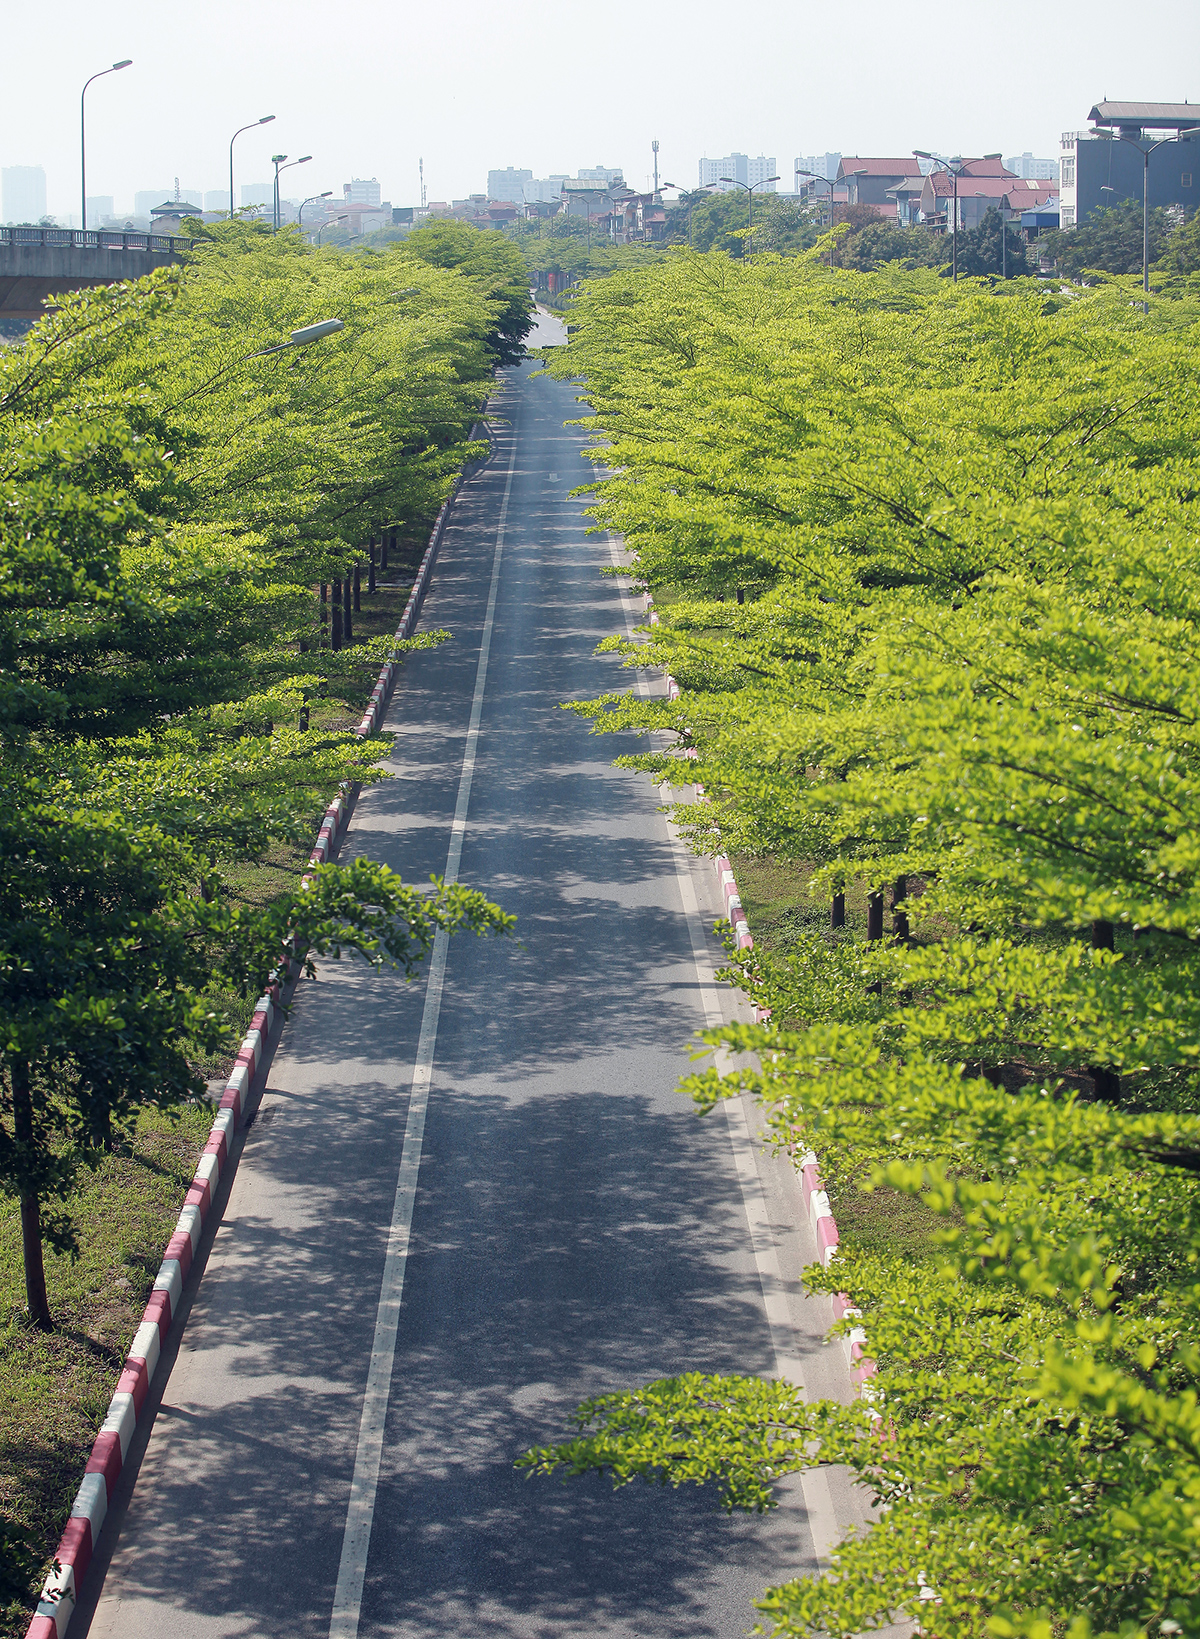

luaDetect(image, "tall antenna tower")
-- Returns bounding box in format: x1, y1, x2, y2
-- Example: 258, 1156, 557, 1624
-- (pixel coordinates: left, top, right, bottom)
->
419, 157, 426, 209
652, 140, 660, 193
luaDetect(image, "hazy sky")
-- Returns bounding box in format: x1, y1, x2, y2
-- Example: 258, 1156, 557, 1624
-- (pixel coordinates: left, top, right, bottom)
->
4, 0, 1198, 218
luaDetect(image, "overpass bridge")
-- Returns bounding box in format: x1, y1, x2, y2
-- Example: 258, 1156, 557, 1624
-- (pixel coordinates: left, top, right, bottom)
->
0, 225, 192, 326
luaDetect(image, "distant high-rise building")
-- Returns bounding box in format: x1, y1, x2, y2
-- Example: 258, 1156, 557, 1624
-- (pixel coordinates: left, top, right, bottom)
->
523, 176, 567, 204
135, 189, 170, 218
488, 167, 532, 202
1005, 151, 1059, 181
578, 164, 624, 187
3, 164, 47, 223
240, 182, 272, 210
793, 153, 842, 189
344, 177, 382, 206
204, 188, 230, 212
86, 195, 114, 223
699, 154, 778, 192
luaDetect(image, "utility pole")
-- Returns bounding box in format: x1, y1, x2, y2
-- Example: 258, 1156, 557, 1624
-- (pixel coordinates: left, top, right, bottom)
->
652, 140, 659, 193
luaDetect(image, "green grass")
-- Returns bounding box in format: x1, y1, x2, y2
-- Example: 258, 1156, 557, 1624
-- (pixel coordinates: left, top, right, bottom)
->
0, 1104, 212, 1637
729, 851, 951, 1267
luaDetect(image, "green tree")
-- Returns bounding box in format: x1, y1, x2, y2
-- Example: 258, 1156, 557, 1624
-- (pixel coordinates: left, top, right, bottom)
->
840, 219, 948, 271
1043, 197, 1172, 277
402, 218, 533, 365
0, 233, 518, 1328
532, 254, 1200, 1634
952, 206, 1031, 278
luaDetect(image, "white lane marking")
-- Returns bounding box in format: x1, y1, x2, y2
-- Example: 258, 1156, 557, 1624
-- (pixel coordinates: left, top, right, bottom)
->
328, 417, 520, 1639
606, 533, 843, 1570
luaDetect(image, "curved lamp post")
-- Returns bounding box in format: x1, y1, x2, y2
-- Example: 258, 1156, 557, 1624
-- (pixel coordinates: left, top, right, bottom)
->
272, 154, 311, 231
661, 181, 716, 248
914, 150, 1002, 281
81, 59, 132, 230
1092, 124, 1200, 304
717, 173, 780, 256
299, 191, 333, 239
170, 317, 345, 409
796, 167, 866, 265
229, 114, 275, 220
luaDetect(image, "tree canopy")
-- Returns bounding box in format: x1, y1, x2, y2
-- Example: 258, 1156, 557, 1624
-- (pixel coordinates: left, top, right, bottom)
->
1, 222, 525, 1328
529, 251, 1200, 1637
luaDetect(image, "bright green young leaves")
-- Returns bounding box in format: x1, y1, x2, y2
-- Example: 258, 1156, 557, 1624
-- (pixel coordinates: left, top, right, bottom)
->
528, 254, 1200, 1631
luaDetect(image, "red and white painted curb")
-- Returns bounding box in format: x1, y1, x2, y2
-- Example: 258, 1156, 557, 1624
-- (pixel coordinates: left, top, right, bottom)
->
643, 590, 877, 1398
28, 427, 492, 1639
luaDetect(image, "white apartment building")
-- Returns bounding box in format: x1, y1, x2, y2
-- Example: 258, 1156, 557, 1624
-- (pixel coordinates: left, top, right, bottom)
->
578, 165, 624, 186
699, 153, 778, 192
3, 164, 47, 223
344, 177, 382, 206
523, 176, 567, 204
1004, 152, 1059, 181
793, 153, 842, 188
488, 168, 532, 203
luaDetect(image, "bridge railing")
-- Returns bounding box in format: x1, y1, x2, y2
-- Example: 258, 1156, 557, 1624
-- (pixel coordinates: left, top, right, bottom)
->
0, 227, 194, 253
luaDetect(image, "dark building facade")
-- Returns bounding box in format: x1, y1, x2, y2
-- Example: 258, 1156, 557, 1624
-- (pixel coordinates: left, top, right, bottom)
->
1061, 102, 1199, 227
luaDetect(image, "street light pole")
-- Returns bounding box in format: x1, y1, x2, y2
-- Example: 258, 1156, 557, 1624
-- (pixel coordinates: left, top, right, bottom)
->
81, 60, 132, 230
229, 114, 275, 221
796, 167, 866, 266
299, 191, 333, 239
717, 174, 781, 257
1094, 125, 1199, 304
662, 182, 717, 249
914, 150, 1003, 282
272, 154, 312, 231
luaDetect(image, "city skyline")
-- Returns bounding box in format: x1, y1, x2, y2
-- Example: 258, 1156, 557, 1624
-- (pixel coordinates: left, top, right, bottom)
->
2, 0, 1195, 224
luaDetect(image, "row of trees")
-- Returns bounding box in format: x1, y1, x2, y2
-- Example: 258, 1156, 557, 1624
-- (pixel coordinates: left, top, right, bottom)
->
526, 253, 1200, 1633
0, 219, 527, 1330
1042, 199, 1200, 285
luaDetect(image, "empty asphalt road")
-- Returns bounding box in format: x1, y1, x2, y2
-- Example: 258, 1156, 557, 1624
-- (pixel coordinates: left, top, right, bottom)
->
80, 322, 864, 1639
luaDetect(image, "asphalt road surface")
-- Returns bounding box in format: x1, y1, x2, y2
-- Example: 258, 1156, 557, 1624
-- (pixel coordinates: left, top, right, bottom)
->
81, 314, 870, 1639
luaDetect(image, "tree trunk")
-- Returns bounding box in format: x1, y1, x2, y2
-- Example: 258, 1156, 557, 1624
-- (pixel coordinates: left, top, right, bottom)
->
353, 561, 361, 612
331, 578, 343, 650
831, 892, 845, 929
867, 892, 884, 941
1092, 919, 1115, 951
343, 573, 353, 643
1090, 1065, 1121, 1102
12, 1058, 51, 1331
893, 876, 909, 940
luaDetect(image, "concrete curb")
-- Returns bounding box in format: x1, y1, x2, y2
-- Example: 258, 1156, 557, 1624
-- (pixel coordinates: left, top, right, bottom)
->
28, 423, 493, 1639
643, 589, 877, 1398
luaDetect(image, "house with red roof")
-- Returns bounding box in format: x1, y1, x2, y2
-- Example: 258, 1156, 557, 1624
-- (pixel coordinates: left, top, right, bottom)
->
836, 156, 925, 216
918, 162, 1058, 232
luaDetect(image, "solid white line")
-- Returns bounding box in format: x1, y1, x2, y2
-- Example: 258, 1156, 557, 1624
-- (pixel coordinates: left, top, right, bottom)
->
606, 533, 842, 1569
328, 415, 520, 1639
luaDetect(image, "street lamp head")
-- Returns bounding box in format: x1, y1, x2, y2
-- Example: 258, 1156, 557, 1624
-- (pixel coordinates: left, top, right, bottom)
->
983, 152, 1002, 160
912, 149, 932, 159
113, 59, 133, 69
298, 155, 312, 165
272, 153, 287, 164
765, 175, 780, 183
291, 318, 343, 345
719, 176, 735, 184
259, 114, 276, 125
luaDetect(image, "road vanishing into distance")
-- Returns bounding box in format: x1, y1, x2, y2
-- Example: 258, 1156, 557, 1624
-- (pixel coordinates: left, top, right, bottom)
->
78, 313, 875, 1639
